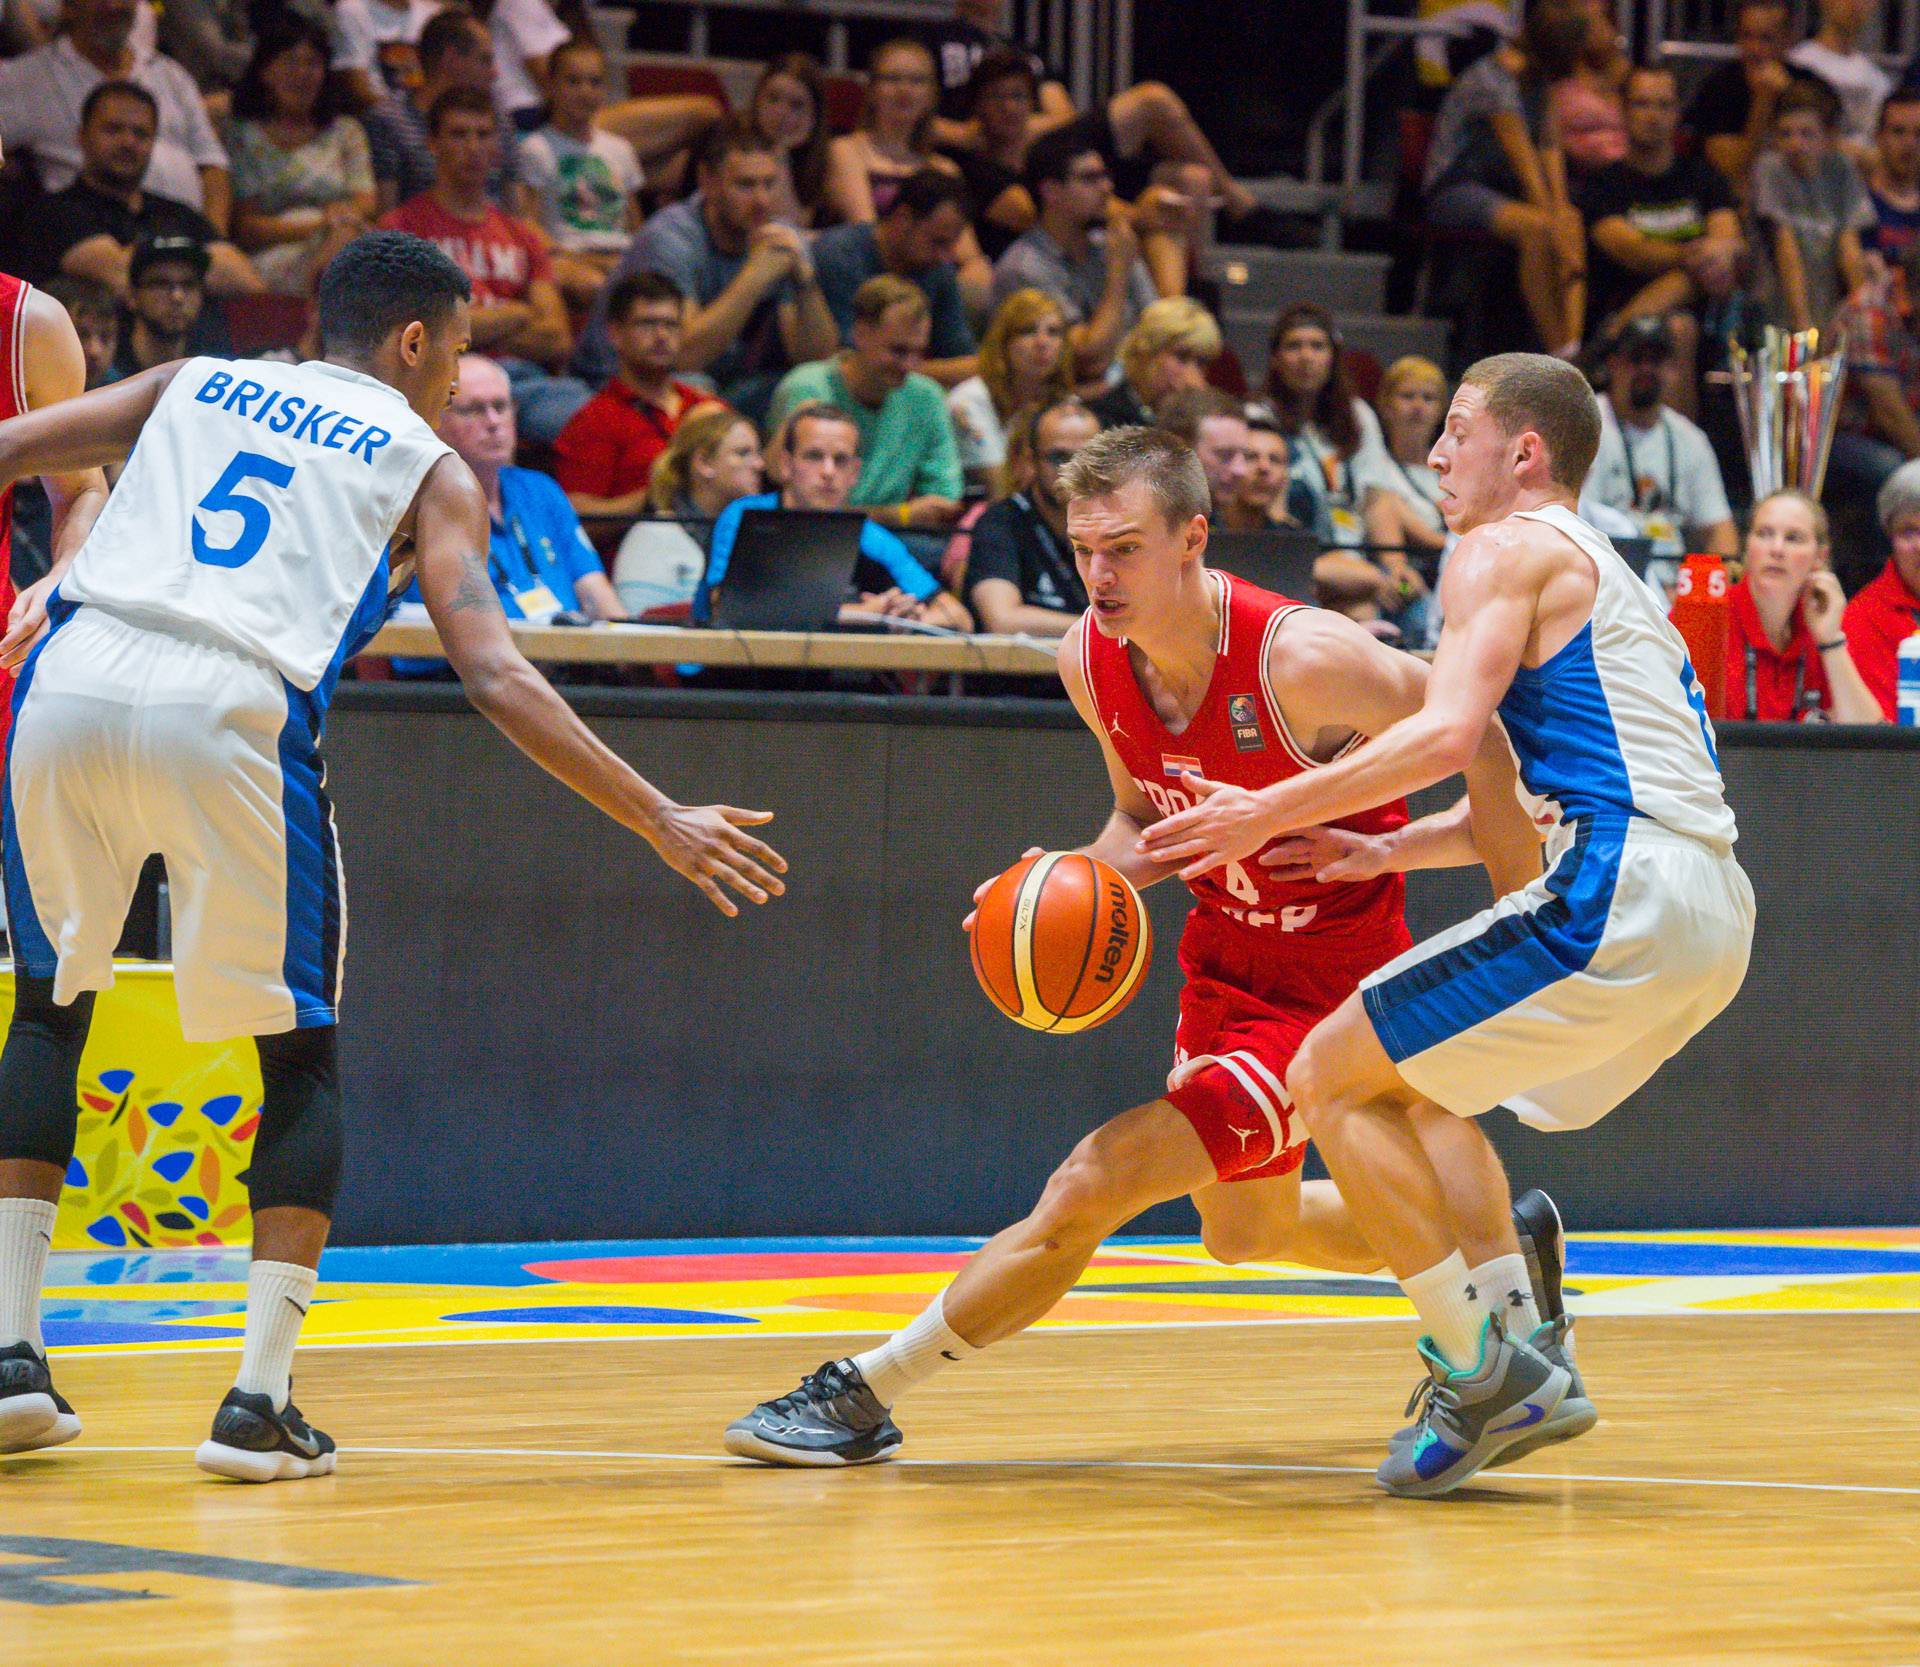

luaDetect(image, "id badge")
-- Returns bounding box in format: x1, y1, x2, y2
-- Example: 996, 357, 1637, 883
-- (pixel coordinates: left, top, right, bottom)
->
1329, 505, 1363, 542
511, 581, 564, 622
1639, 511, 1680, 555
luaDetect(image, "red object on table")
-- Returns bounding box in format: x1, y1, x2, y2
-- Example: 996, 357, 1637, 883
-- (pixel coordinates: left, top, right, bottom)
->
1669, 552, 1731, 720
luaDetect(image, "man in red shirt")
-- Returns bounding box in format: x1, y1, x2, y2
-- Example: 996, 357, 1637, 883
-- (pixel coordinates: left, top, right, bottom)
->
1723, 489, 1882, 721
553, 271, 719, 516
1845, 461, 1920, 717
380, 86, 585, 441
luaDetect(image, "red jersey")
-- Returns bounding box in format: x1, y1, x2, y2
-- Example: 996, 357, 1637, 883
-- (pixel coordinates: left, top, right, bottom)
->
1842, 559, 1920, 721
1081, 572, 1409, 945
0, 272, 28, 742
378, 195, 551, 305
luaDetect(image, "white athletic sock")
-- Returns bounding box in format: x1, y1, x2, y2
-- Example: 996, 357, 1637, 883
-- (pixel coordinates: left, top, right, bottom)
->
1401, 1251, 1484, 1372
849, 1290, 979, 1408
1465, 1252, 1540, 1339
0, 1198, 57, 1354
234, 1260, 317, 1411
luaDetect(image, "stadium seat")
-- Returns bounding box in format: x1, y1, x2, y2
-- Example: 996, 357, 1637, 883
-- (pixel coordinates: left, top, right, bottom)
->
820, 71, 866, 135
220, 293, 312, 356
625, 61, 732, 111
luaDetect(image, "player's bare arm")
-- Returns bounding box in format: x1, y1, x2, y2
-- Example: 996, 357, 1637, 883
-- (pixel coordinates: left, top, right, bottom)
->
962, 618, 1181, 933
408, 453, 789, 918
1138, 531, 1550, 878
0, 361, 187, 667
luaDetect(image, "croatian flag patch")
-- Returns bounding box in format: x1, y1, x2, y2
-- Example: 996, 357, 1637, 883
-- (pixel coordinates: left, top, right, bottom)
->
1162, 753, 1203, 778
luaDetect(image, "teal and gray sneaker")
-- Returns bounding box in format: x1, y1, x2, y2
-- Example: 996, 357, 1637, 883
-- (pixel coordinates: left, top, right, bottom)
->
1486, 1313, 1597, 1466
1375, 1315, 1569, 1498
724, 1359, 903, 1467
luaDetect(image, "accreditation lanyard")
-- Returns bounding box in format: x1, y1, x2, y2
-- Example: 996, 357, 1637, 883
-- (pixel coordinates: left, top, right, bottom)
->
490, 511, 564, 622
1743, 640, 1818, 721
1391, 455, 1444, 515
1021, 497, 1088, 610
1298, 429, 1354, 507
1619, 415, 1678, 513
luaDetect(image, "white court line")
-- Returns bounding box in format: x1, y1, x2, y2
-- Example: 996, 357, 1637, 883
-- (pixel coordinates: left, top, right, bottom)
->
57, 1445, 1920, 1500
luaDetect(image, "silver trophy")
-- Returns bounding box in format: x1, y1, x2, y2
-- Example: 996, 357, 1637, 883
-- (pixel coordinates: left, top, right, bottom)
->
1728, 325, 1849, 499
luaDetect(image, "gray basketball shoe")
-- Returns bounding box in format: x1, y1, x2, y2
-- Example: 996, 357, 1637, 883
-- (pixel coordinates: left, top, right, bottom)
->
1375, 1315, 1569, 1498
1486, 1314, 1597, 1465
725, 1359, 903, 1467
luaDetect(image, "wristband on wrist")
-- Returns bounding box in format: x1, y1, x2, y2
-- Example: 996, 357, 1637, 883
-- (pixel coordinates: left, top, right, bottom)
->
1817, 637, 1848, 653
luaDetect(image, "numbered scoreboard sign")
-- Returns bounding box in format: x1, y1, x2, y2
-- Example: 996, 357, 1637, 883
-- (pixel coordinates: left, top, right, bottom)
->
0, 964, 260, 1250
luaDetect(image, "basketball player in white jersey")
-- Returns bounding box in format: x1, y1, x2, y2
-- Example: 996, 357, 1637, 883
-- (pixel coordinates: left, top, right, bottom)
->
0, 231, 789, 1481
1140, 353, 1754, 1496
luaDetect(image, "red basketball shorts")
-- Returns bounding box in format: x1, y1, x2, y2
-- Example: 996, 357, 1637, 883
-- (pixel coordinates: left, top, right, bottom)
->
1165, 909, 1412, 1184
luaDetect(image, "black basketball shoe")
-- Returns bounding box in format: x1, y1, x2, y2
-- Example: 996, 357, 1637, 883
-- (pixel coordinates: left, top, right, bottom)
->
195, 1386, 337, 1481
1511, 1187, 1567, 1322
724, 1359, 903, 1467
1488, 1187, 1598, 1466
0, 1340, 82, 1454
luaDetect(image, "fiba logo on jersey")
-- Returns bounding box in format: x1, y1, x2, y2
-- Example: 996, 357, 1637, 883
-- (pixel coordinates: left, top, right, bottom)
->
1227, 694, 1265, 753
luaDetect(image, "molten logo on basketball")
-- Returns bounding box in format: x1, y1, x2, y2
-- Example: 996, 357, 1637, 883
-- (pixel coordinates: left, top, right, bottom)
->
1092, 881, 1133, 985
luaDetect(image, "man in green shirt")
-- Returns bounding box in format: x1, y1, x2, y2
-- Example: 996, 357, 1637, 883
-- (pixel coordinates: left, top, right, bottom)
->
768, 274, 964, 538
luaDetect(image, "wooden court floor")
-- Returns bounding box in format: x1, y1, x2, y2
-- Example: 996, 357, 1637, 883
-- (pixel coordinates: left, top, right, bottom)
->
6, 1312, 1919, 1665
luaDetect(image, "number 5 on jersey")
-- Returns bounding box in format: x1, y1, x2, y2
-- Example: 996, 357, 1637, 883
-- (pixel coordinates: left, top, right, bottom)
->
193, 450, 296, 569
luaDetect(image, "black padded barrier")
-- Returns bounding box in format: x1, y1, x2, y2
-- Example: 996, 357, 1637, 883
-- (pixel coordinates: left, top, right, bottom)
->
323, 685, 1919, 1242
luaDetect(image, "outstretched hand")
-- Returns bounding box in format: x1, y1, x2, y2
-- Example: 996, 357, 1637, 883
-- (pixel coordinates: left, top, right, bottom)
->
1260, 825, 1389, 883
1135, 772, 1279, 882
0, 574, 58, 670
646, 803, 788, 917
961, 846, 1043, 933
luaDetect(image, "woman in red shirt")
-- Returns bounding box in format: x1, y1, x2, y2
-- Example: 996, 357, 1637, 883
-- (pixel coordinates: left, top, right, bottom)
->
1724, 490, 1883, 722
1843, 462, 1920, 719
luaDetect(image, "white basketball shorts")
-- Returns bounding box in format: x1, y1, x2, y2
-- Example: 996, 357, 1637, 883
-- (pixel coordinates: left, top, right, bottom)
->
3, 601, 345, 1041
1358, 813, 1754, 1131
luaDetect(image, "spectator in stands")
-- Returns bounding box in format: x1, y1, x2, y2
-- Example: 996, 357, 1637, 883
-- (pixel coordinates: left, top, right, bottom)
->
963, 395, 1095, 636
1549, 0, 1628, 183
41, 274, 119, 386
1787, 0, 1890, 158
609, 405, 765, 614
579, 121, 838, 425
27, 82, 260, 297
1580, 317, 1738, 596
1866, 89, 1920, 258
554, 271, 720, 517
1087, 296, 1219, 429
112, 232, 209, 375
947, 287, 1072, 479
768, 274, 966, 543
747, 53, 832, 228
0, 0, 232, 226
1844, 461, 1920, 717
1687, 0, 1823, 198
381, 85, 585, 441
511, 38, 643, 307
1357, 355, 1452, 572
811, 169, 978, 385
1157, 386, 1252, 522
435, 353, 629, 622
1579, 62, 1743, 416
224, 16, 375, 296
697, 400, 971, 629
1755, 78, 1873, 332
1240, 406, 1316, 531
154, 0, 251, 96
485, 0, 569, 135
826, 37, 994, 311
364, 7, 504, 214
924, 0, 1070, 125
1265, 304, 1382, 550
992, 128, 1159, 385
1831, 237, 1920, 528
1420, 0, 1591, 354
1725, 490, 1882, 720
937, 47, 1046, 260
330, 0, 441, 109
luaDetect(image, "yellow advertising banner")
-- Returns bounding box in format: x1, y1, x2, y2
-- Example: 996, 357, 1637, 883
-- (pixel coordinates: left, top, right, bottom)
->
1, 964, 260, 1250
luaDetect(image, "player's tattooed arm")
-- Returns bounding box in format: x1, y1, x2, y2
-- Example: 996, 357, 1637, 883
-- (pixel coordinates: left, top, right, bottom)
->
444, 541, 503, 615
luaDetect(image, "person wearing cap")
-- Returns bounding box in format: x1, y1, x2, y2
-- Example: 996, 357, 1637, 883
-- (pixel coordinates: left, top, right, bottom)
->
112, 234, 217, 376
1577, 314, 1737, 600
1843, 458, 1920, 718
27, 80, 261, 299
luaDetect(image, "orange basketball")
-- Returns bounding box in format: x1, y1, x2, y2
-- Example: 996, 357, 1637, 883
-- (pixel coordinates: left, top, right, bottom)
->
969, 852, 1152, 1034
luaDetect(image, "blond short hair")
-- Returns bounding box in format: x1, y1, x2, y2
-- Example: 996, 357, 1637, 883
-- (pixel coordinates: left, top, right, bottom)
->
1119, 297, 1223, 395
851, 272, 928, 327
1460, 352, 1602, 490
1377, 354, 1448, 406
1056, 424, 1209, 527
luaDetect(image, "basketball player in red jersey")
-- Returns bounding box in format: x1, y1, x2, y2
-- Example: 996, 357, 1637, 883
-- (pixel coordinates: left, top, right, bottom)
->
725, 426, 1548, 1466
0, 180, 114, 732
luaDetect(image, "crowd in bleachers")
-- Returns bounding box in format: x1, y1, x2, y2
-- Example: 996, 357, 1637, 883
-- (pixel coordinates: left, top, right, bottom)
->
2, 0, 1915, 719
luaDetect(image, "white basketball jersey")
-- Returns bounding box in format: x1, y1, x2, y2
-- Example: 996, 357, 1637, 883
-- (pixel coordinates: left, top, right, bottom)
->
62, 357, 452, 696
1498, 503, 1738, 850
